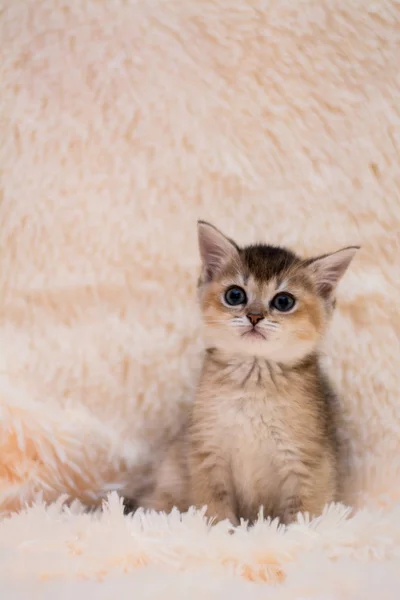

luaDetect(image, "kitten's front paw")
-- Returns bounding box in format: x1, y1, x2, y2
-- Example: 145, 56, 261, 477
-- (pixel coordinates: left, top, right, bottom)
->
206, 507, 239, 528
282, 496, 302, 526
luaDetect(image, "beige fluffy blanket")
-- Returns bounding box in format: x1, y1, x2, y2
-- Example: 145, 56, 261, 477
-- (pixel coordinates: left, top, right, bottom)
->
1, 0, 399, 596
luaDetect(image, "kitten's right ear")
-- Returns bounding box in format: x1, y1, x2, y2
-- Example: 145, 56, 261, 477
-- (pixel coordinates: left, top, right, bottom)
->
305, 246, 360, 299
197, 221, 239, 282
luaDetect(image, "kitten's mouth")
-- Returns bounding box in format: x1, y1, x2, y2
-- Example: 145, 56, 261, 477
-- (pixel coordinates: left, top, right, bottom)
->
242, 328, 266, 340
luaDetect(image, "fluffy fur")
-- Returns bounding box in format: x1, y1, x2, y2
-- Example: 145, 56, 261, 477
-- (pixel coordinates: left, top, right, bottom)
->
1, 0, 400, 596
0, 494, 400, 598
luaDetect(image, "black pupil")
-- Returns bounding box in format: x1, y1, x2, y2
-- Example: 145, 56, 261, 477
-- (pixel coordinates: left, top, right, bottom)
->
225, 287, 246, 305
272, 293, 294, 312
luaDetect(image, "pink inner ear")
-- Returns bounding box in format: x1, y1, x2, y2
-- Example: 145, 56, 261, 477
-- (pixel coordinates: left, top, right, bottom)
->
314, 264, 344, 298
203, 262, 216, 283
201, 241, 229, 281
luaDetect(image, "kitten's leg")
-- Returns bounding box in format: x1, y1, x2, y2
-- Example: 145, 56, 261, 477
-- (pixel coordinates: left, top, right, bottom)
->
280, 458, 337, 525
189, 450, 238, 526
281, 493, 303, 525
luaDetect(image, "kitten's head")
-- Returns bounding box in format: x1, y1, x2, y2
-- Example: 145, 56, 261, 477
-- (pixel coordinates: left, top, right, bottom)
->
197, 221, 359, 365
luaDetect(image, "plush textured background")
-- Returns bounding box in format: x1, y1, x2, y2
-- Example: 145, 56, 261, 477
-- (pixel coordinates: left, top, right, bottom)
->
1, 0, 400, 595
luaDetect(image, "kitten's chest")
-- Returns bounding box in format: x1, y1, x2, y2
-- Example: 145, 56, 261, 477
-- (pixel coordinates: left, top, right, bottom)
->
215, 367, 307, 479
223, 390, 294, 514
222, 387, 293, 451
203, 357, 311, 462
213, 361, 295, 439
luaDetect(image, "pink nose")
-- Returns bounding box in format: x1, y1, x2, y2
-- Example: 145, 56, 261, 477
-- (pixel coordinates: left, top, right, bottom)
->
247, 313, 264, 326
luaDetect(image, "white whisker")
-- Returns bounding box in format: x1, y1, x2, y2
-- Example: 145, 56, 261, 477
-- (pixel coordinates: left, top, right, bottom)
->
204, 319, 227, 323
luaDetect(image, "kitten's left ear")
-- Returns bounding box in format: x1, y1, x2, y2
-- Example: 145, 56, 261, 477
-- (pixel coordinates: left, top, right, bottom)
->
197, 220, 240, 282
305, 246, 360, 299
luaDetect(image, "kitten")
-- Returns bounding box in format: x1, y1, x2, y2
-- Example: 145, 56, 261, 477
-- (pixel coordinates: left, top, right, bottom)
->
139, 221, 359, 526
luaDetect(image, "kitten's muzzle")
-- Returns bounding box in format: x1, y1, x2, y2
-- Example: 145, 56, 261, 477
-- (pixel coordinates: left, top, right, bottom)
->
247, 313, 264, 326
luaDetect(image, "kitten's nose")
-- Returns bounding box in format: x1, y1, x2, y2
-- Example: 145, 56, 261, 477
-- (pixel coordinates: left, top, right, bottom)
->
247, 313, 264, 326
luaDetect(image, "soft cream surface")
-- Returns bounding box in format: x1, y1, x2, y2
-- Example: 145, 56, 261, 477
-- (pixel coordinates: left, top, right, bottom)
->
1, 0, 399, 595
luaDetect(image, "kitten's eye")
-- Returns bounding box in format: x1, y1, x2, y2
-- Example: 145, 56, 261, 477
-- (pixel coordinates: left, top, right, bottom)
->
224, 286, 247, 306
271, 292, 295, 312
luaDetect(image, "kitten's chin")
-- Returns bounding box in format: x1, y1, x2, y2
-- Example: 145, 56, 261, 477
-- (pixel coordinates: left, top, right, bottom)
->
241, 329, 266, 341
205, 331, 318, 365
